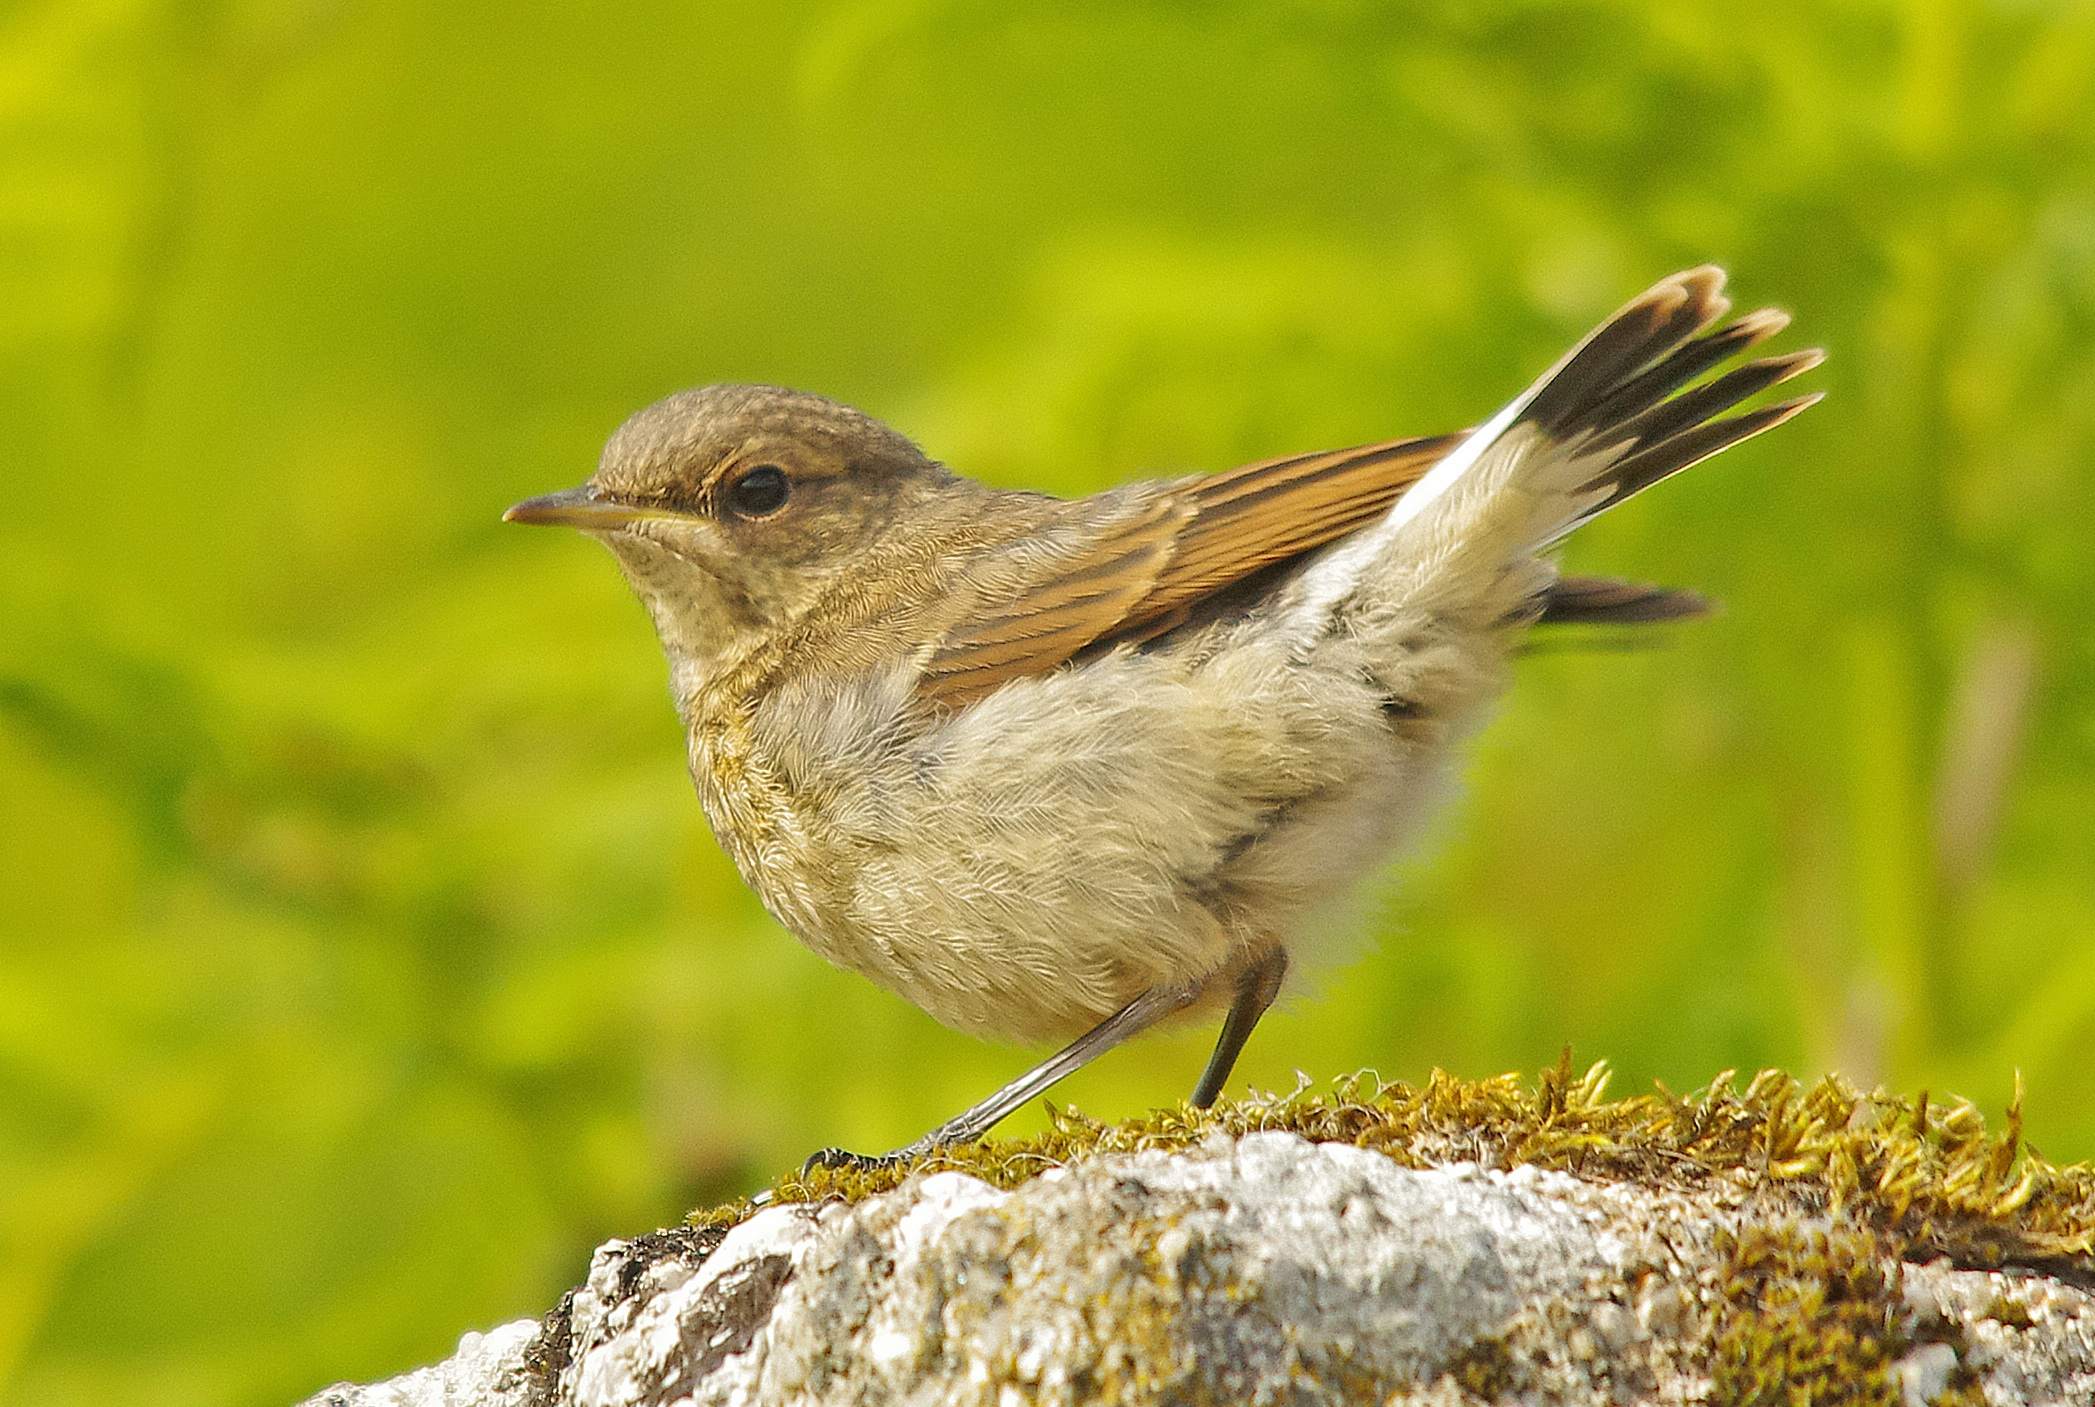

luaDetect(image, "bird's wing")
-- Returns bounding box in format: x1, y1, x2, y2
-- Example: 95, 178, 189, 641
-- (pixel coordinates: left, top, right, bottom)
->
917, 268, 1818, 711
913, 434, 1461, 709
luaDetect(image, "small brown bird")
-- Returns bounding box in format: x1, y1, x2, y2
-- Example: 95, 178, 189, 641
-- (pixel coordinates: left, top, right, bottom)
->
507, 267, 1819, 1170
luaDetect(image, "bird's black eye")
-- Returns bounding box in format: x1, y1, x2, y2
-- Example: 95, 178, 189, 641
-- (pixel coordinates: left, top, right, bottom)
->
725, 464, 790, 518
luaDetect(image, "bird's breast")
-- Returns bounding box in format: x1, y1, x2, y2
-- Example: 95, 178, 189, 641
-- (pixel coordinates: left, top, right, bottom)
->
683, 676, 928, 965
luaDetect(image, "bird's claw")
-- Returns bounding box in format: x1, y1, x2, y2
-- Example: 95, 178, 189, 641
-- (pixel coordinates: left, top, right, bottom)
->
801, 1145, 909, 1175
745, 1146, 923, 1209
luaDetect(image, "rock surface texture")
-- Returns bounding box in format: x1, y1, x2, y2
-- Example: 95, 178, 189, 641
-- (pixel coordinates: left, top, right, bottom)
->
304, 1130, 2094, 1406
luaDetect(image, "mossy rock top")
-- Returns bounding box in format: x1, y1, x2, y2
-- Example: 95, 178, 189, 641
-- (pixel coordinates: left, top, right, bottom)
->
310, 1061, 2095, 1406
705, 1058, 2095, 1286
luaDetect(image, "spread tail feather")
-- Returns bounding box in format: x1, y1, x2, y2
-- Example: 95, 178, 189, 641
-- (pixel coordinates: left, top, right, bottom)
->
1536, 574, 1710, 627
1293, 266, 1820, 636
1437, 264, 1821, 552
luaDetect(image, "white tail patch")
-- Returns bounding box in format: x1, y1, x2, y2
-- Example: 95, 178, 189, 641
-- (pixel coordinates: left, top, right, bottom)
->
1280, 266, 1819, 644
1285, 399, 1558, 636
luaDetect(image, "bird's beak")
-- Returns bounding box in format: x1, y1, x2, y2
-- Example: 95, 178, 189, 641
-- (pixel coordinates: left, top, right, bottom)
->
503, 485, 659, 530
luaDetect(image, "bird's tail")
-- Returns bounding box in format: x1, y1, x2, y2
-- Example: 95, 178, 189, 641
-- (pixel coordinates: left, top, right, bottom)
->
1294, 266, 1821, 639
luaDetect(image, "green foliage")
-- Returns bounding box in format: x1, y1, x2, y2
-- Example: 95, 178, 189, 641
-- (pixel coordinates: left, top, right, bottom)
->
3, 2, 2092, 1403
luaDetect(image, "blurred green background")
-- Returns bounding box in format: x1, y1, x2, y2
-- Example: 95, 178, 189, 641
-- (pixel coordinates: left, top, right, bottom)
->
3, 0, 2092, 1401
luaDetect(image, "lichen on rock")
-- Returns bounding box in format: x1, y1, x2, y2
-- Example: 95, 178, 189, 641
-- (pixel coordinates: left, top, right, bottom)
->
299, 1065, 2095, 1406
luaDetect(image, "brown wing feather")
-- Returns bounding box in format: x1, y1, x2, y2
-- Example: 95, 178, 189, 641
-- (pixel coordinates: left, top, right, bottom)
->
913, 434, 1460, 709
912, 496, 1186, 706
914, 267, 1816, 712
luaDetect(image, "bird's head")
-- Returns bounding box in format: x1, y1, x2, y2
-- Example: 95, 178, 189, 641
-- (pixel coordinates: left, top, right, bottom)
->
507, 384, 960, 675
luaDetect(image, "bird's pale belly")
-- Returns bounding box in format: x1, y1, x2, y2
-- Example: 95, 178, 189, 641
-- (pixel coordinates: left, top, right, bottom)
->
688, 648, 1442, 1044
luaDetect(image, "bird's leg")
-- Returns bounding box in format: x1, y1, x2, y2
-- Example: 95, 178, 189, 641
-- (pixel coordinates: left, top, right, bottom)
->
1187, 948, 1288, 1109
803, 975, 1208, 1175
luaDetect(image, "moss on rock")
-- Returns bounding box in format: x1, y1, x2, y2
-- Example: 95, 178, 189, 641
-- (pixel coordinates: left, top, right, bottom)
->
1708, 1222, 1908, 1406
696, 1055, 2095, 1287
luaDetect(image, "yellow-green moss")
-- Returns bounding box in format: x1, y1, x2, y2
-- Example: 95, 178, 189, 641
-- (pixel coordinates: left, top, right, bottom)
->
1708, 1222, 1907, 1406
1982, 1289, 2035, 1329
693, 1057, 2094, 1287
1444, 1332, 1520, 1399
1707, 1220, 1998, 1407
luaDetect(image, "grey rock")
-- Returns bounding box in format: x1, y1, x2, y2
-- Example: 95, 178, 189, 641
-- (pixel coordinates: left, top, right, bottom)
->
300, 1320, 541, 1407
299, 1131, 2095, 1406
1894, 1340, 1958, 1406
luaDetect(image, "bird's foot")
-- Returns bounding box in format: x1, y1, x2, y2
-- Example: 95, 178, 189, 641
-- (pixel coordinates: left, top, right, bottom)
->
801, 1145, 913, 1176
744, 1138, 956, 1208
744, 1146, 917, 1209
